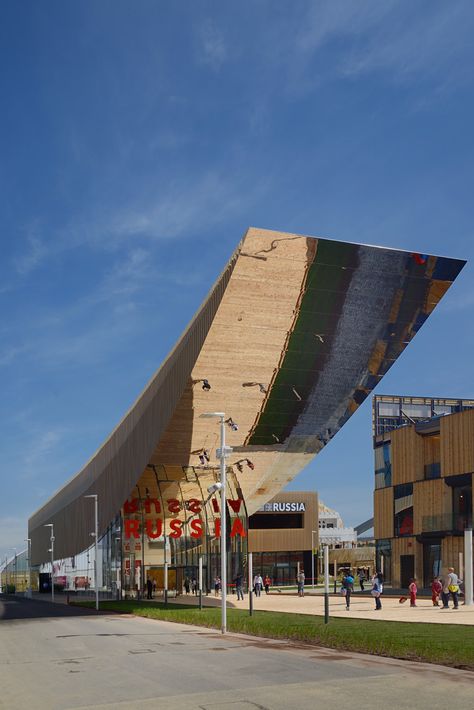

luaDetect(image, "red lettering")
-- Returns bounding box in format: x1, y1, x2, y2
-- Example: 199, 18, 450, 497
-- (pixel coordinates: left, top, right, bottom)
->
230, 518, 246, 538
124, 499, 139, 515
144, 498, 161, 514
190, 519, 204, 538
215, 518, 221, 537
188, 498, 201, 513
167, 498, 180, 514
169, 519, 183, 538
228, 499, 242, 514
145, 519, 162, 539
124, 519, 140, 539
212, 498, 220, 513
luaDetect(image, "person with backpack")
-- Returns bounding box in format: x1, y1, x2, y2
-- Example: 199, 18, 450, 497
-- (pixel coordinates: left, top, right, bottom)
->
341, 571, 354, 610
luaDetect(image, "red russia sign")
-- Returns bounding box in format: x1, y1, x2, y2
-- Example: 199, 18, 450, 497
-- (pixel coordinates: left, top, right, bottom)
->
123, 497, 246, 540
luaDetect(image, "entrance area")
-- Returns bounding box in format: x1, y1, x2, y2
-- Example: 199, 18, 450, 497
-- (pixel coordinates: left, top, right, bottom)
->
400, 554, 414, 589
422, 541, 441, 587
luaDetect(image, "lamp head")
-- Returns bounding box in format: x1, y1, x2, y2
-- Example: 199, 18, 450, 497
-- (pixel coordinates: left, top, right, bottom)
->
207, 482, 223, 494
200, 412, 225, 419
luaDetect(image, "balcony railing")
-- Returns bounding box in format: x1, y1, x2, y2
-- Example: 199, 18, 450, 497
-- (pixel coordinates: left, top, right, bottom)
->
421, 513, 472, 533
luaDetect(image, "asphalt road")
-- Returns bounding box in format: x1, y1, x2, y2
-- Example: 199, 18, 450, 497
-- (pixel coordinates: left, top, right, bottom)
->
1, 595, 473, 710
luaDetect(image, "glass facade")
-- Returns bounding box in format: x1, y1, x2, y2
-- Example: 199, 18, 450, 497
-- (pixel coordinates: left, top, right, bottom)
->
373, 396, 474, 437
249, 551, 304, 586
32, 464, 248, 599
375, 539, 392, 584
374, 441, 392, 489
1, 549, 37, 593
394, 483, 414, 537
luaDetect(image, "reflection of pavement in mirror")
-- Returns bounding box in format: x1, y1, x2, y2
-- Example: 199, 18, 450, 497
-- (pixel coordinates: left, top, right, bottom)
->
172, 591, 474, 625
1, 596, 473, 710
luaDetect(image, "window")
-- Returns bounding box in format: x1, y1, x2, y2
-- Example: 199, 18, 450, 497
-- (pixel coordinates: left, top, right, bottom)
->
424, 462, 441, 479
374, 442, 391, 488
379, 403, 400, 417
433, 405, 452, 416
394, 483, 413, 536
402, 404, 431, 418
249, 513, 303, 529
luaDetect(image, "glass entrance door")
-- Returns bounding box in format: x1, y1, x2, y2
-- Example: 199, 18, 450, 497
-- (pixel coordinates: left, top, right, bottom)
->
423, 542, 441, 588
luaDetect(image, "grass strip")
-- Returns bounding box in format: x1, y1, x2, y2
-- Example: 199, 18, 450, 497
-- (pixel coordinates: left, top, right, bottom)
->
74, 600, 474, 671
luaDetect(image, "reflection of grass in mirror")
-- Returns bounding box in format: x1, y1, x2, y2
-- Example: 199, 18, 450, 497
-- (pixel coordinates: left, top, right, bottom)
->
74, 600, 474, 670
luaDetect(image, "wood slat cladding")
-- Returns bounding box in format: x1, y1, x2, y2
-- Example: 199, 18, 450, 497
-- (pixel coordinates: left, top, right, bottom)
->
441, 409, 474, 476
413, 478, 451, 535
391, 426, 424, 484
374, 487, 393, 539
29, 228, 465, 564
248, 492, 318, 553
442, 536, 464, 573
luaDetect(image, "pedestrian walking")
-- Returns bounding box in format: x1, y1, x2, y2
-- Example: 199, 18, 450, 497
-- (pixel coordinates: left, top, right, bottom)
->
263, 574, 271, 594
297, 569, 305, 597
214, 576, 221, 596
146, 577, 153, 600
408, 577, 417, 607
184, 577, 191, 594
441, 567, 461, 609
342, 571, 354, 610
371, 572, 383, 610
253, 574, 263, 597
234, 572, 244, 600
191, 577, 198, 595
357, 568, 365, 592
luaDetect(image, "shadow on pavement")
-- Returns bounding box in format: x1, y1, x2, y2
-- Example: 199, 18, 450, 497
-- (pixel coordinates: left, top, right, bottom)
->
0, 594, 99, 621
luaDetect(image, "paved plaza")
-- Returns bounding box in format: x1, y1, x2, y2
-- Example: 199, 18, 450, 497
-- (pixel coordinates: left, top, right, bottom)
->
175, 589, 474, 625
1, 595, 473, 710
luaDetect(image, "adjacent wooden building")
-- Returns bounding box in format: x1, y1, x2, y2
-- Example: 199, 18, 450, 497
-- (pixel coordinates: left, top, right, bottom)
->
374, 402, 474, 588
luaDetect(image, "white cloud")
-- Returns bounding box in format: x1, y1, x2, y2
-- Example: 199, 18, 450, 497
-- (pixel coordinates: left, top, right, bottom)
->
22, 429, 64, 471
261, 0, 474, 96
14, 229, 48, 275
198, 19, 227, 69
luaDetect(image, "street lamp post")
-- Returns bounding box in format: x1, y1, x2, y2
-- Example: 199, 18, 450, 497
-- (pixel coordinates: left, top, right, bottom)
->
324, 544, 329, 624
84, 494, 99, 612
10, 548, 17, 594
24, 538, 32, 598
311, 530, 318, 589
200, 412, 232, 634
44, 524, 55, 602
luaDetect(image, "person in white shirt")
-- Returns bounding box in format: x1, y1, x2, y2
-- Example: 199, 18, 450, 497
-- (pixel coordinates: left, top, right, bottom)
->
253, 574, 263, 597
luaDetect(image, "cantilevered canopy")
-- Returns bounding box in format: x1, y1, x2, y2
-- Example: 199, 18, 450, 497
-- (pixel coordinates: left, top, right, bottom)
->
29, 228, 465, 563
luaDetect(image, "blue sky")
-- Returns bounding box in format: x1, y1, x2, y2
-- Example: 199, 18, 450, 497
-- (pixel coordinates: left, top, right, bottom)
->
1, 1, 474, 562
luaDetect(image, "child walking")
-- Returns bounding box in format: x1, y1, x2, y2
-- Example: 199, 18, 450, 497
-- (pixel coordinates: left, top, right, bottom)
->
431, 577, 442, 606
409, 577, 417, 607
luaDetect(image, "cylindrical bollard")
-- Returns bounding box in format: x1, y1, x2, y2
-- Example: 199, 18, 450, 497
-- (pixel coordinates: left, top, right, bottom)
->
248, 552, 253, 617
199, 556, 203, 610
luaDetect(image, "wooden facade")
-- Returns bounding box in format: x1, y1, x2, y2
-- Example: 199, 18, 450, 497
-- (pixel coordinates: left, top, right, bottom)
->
248, 492, 318, 553
374, 487, 393, 539
391, 426, 424, 484
374, 408, 474, 588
